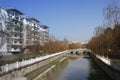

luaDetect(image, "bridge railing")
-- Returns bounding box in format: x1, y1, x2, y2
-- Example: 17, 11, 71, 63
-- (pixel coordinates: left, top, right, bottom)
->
0, 50, 68, 74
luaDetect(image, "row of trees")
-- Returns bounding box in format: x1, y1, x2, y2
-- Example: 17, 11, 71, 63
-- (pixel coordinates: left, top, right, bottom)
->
87, 25, 120, 55
27, 37, 80, 55
42, 39, 68, 53
87, 3, 120, 57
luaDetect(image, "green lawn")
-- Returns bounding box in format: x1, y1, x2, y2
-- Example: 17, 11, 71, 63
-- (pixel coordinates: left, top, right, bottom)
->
0, 53, 44, 65
111, 59, 120, 63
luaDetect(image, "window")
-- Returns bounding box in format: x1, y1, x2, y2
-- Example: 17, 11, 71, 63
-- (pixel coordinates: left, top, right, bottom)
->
7, 27, 10, 30
14, 41, 17, 43
14, 35, 17, 37
0, 23, 2, 30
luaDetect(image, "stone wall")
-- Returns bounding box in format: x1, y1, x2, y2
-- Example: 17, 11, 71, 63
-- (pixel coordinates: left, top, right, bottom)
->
0, 52, 67, 80
90, 53, 120, 80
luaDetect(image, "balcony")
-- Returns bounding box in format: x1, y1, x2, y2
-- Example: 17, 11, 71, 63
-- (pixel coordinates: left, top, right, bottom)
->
12, 36, 20, 39
10, 35, 23, 39
11, 29, 20, 33
10, 48, 20, 52
12, 42, 22, 45
9, 15, 23, 21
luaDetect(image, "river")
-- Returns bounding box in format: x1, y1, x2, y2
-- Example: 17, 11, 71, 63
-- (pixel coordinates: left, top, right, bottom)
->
39, 56, 111, 80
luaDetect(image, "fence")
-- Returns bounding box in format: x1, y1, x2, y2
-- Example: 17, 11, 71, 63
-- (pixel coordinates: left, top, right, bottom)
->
0, 50, 68, 74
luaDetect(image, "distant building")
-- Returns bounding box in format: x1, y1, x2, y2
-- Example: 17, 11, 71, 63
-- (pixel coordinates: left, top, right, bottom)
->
80, 41, 88, 48
0, 6, 49, 55
68, 41, 79, 49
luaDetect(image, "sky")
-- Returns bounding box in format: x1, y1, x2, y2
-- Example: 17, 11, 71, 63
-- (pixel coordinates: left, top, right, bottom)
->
0, 0, 119, 42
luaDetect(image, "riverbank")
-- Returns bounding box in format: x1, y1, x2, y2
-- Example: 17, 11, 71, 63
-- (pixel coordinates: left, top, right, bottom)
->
90, 53, 120, 80
0, 51, 68, 80
29, 54, 112, 80
25, 56, 67, 80
0, 53, 43, 65
89, 59, 111, 80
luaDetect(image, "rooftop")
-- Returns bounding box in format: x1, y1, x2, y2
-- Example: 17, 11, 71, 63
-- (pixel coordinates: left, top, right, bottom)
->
41, 25, 49, 29
28, 17, 40, 23
7, 8, 24, 15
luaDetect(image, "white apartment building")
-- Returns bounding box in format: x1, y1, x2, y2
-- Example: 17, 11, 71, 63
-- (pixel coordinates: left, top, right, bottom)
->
0, 6, 8, 55
0, 6, 49, 55
23, 17, 49, 47
6, 8, 24, 54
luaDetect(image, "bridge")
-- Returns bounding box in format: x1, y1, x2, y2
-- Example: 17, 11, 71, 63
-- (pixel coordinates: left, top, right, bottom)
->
0, 49, 120, 80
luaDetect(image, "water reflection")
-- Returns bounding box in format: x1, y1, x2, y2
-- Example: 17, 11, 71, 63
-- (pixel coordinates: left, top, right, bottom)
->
88, 59, 112, 80
39, 56, 111, 80
40, 58, 69, 80
40, 57, 90, 80
58, 58, 90, 80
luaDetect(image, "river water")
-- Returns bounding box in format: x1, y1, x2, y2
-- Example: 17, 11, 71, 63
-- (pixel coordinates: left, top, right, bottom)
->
39, 56, 111, 80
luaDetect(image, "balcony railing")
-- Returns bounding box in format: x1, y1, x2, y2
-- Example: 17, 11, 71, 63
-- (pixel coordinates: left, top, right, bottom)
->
0, 37, 7, 49
13, 42, 21, 45
12, 36, 20, 39
10, 48, 20, 52
9, 15, 23, 21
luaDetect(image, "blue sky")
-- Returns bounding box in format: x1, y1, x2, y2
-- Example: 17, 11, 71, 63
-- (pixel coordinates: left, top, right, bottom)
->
0, 0, 119, 42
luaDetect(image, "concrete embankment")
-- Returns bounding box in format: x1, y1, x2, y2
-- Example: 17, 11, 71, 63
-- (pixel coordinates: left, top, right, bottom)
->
90, 53, 120, 80
30, 56, 67, 80
0, 51, 68, 80
32, 65, 56, 80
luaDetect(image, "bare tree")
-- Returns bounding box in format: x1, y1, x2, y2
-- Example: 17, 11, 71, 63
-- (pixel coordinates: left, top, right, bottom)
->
94, 26, 105, 37
103, 3, 120, 27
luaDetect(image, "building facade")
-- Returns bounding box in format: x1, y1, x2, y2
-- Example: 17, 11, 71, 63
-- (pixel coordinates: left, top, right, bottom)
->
0, 6, 8, 55
23, 17, 49, 46
0, 6, 49, 55
6, 8, 24, 54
